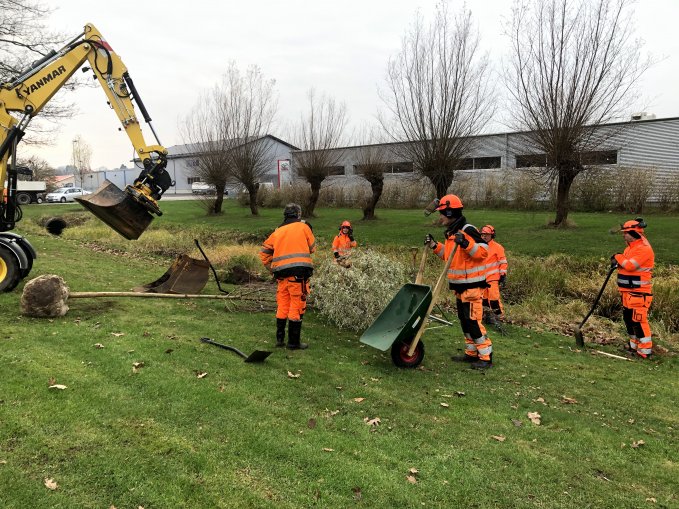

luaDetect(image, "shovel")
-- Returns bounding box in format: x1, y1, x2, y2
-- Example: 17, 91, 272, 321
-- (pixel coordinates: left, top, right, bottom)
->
199, 337, 272, 363
574, 264, 616, 347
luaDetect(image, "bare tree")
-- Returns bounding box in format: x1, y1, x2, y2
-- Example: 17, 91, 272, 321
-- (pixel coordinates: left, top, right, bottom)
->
505, 0, 651, 226
291, 89, 349, 218
17, 155, 55, 185
71, 135, 92, 187
0, 0, 77, 142
182, 63, 277, 215
354, 126, 390, 220
379, 3, 494, 198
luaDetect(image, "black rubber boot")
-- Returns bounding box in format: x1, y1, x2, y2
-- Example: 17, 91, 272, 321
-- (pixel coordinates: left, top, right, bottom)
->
286, 320, 308, 350
471, 353, 493, 370
451, 354, 477, 363
276, 318, 287, 348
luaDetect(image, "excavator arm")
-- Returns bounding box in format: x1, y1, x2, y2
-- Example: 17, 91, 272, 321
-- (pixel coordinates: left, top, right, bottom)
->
0, 23, 172, 240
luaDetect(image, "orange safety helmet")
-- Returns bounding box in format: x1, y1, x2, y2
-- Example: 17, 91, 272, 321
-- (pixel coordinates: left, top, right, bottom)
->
480, 224, 496, 237
620, 217, 647, 234
339, 220, 352, 230
435, 194, 463, 211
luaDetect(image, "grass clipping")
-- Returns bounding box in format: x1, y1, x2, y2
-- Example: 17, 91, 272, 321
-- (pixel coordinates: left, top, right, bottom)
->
312, 249, 409, 332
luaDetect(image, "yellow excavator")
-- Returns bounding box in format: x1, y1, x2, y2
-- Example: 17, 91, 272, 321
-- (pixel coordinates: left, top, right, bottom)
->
0, 23, 173, 291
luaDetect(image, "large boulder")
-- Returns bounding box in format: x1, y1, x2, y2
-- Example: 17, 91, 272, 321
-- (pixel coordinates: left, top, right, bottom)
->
21, 274, 69, 318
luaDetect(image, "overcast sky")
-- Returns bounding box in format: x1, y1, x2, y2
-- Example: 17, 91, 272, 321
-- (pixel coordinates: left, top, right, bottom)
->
25, 0, 679, 169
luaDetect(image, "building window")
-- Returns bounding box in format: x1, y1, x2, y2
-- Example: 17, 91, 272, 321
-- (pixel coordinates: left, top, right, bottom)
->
325, 166, 345, 176
516, 154, 547, 168
186, 159, 200, 168
187, 177, 202, 185
473, 156, 501, 169
580, 150, 617, 165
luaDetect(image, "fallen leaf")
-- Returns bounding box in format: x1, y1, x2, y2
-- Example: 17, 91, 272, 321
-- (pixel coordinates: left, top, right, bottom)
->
561, 396, 578, 404
527, 411, 542, 425
353, 397, 365, 403
364, 417, 381, 427
352, 487, 362, 500
406, 475, 417, 484
511, 419, 523, 427
132, 361, 145, 373
440, 402, 449, 408
646, 497, 657, 503
94, 343, 105, 349
111, 332, 125, 337
287, 371, 301, 379
455, 391, 466, 397
492, 435, 506, 442
370, 377, 380, 382
165, 348, 174, 354
408, 468, 419, 475
307, 418, 317, 429
631, 440, 646, 448
328, 409, 340, 417
322, 448, 334, 452
335, 386, 343, 390
44, 477, 58, 490
48, 377, 56, 386
48, 384, 67, 390
196, 372, 208, 379
535, 397, 547, 405
0, 460, 7, 465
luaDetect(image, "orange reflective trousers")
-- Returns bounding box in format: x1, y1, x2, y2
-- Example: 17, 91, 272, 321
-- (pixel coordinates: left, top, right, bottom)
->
276, 276, 310, 321
456, 288, 493, 361
621, 292, 653, 357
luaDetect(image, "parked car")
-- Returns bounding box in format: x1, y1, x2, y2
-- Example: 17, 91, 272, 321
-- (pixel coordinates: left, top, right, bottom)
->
45, 187, 91, 203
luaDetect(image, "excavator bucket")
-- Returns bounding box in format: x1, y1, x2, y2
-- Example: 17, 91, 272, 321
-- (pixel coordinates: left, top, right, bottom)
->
76, 180, 154, 240
133, 254, 210, 294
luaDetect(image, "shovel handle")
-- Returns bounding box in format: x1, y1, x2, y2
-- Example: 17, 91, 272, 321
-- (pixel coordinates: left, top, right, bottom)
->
407, 244, 459, 357
577, 264, 616, 330
415, 245, 429, 285
199, 337, 247, 358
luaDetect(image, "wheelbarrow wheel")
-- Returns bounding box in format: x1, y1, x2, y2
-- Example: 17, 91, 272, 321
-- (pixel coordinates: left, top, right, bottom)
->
390, 337, 425, 368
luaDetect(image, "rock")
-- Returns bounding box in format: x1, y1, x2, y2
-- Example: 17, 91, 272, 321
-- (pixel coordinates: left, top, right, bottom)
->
20, 275, 69, 318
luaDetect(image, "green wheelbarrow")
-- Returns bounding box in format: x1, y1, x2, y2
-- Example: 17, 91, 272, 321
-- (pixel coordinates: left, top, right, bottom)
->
360, 283, 432, 368
360, 244, 458, 368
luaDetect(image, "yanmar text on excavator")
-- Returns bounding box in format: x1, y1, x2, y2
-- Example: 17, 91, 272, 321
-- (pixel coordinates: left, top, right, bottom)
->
0, 23, 174, 291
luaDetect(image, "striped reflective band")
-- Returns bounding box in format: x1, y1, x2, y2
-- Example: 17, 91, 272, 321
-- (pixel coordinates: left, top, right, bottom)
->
272, 252, 312, 263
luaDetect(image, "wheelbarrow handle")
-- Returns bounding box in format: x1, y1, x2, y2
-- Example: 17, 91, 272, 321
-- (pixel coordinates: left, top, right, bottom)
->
199, 337, 247, 358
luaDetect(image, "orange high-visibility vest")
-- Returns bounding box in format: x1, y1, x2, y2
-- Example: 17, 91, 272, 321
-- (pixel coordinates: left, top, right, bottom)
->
433, 224, 489, 291
614, 237, 654, 294
484, 240, 507, 283
260, 220, 316, 277
332, 233, 356, 257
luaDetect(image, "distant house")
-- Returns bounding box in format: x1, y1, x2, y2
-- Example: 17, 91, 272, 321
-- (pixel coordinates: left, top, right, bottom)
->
50, 175, 75, 188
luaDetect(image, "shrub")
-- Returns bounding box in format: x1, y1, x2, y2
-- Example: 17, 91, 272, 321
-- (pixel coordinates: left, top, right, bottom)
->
571, 167, 615, 212
312, 249, 409, 332
509, 171, 546, 210
611, 167, 655, 213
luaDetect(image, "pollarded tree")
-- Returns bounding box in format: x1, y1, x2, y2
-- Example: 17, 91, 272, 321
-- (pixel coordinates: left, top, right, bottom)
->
182, 63, 277, 215
291, 89, 348, 218
379, 2, 494, 198
505, 0, 651, 226
353, 127, 390, 220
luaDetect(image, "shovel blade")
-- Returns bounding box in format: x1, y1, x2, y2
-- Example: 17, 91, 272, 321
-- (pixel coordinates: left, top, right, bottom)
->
133, 254, 210, 294
244, 350, 272, 363
76, 180, 154, 240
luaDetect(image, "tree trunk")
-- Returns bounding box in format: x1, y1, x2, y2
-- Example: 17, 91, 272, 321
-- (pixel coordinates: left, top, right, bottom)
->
362, 177, 384, 220
212, 190, 225, 214
430, 174, 453, 199
304, 181, 321, 218
248, 187, 259, 215
552, 172, 575, 227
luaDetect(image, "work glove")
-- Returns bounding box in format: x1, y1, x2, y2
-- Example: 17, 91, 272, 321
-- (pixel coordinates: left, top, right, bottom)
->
348, 228, 354, 242
610, 254, 619, 269
424, 233, 436, 249
499, 275, 506, 289
454, 232, 469, 248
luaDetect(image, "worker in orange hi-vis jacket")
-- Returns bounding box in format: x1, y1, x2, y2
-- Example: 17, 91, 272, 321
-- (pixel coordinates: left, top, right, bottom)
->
424, 194, 493, 370
332, 220, 357, 266
480, 225, 507, 321
259, 203, 315, 350
612, 218, 655, 359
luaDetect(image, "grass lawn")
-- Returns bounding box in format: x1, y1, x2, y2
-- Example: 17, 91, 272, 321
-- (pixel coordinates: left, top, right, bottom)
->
0, 201, 677, 508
